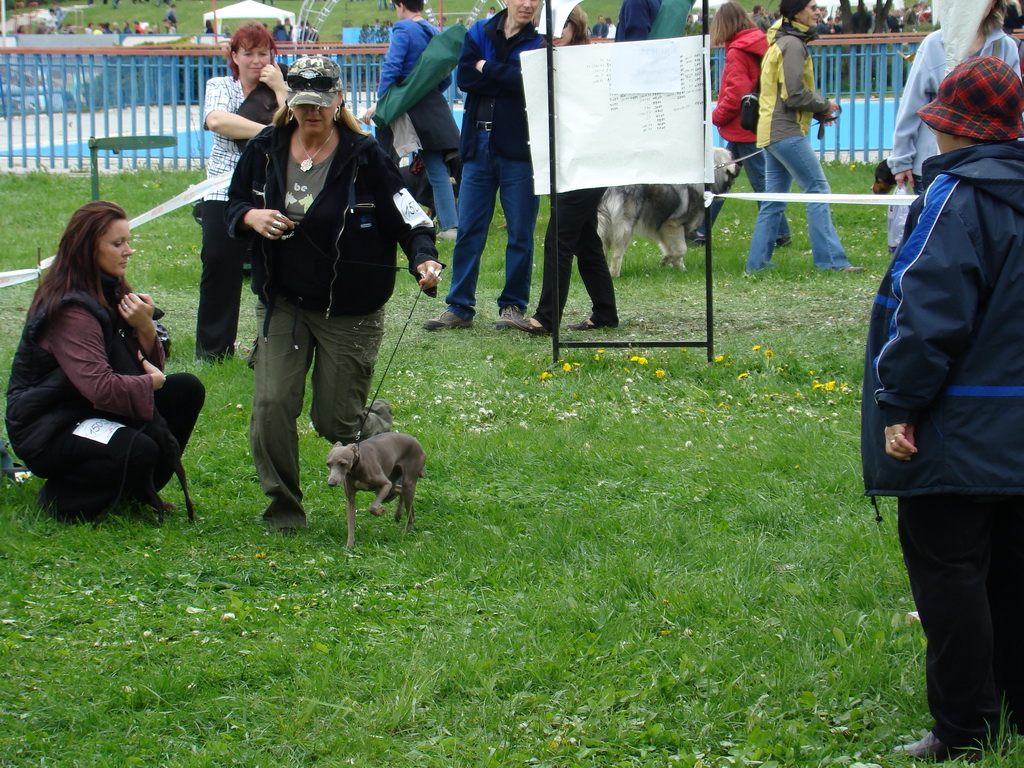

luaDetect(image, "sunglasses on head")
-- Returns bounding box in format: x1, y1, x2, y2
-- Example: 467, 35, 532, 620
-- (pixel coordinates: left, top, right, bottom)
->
287, 73, 336, 92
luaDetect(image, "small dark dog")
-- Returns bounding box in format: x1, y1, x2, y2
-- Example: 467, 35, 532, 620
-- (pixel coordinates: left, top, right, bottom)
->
326, 432, 426, 548
597, 146, 740, 277
873, 159, 898, 195
134, 411, 196, 524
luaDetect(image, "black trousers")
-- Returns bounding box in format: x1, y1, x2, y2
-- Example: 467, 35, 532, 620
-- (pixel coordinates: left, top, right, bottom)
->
533, 187, 617, 330
898, 494, 1024, 747
196, 200, 251, 360
27, 373, 205, 521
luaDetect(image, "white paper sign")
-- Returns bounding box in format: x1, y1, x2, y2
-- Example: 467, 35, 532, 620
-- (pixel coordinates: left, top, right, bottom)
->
522, 36, 711, 195
73, 418, 125, 445
609, 42, 685, 94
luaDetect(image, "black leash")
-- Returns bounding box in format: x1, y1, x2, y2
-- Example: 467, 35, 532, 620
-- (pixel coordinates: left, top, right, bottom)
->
354, 286, 426, 443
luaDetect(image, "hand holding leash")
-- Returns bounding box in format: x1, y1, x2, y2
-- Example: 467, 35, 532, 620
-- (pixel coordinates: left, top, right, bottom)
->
417, 260, 443, 298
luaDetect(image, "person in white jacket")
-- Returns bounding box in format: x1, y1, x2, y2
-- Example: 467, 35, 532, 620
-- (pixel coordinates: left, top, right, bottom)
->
888, 0, 1019, 191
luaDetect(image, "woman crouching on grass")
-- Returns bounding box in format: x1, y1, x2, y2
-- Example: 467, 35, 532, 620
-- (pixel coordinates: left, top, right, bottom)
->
5, 201, 205, 522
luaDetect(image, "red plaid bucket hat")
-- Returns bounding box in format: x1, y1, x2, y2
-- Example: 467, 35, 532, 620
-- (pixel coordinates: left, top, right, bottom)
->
918, 56, 1024, 141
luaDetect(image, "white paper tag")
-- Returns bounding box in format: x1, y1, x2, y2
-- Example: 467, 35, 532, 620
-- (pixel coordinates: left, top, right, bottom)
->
73, 418, 125, 445
393, 188, 432, 229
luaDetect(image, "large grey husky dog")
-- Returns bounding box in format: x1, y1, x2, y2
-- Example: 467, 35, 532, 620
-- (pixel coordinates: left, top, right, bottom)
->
597, 147, 740, 277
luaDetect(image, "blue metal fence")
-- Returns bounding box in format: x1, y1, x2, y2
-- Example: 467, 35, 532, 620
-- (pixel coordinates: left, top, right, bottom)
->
0, 39, 921, 171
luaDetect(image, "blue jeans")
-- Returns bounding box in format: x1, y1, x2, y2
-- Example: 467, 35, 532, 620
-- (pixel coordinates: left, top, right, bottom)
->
421, 149, 458, 232
444, 129, 539, 319
698, 141, 790, 241
746, 135, 849, 273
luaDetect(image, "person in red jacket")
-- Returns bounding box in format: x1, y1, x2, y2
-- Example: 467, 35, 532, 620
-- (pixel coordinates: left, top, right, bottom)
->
690, 1, 790, 247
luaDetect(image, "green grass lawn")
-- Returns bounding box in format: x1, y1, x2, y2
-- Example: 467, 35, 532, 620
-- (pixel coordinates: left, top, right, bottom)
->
0, 165, 1019, 766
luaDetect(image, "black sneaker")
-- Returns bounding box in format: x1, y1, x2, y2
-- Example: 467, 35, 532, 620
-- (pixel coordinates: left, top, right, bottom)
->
775, 236, 792, 248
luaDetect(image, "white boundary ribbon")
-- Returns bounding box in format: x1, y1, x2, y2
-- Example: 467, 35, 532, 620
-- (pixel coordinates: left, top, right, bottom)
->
1, 180, 912, 289
0, 173, 232, 289
716, 192, 919, 205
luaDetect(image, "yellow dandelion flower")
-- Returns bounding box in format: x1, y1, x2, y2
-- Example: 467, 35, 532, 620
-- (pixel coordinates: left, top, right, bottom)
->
825, 380, 836, 391
562, 363, 572, 372
539, 371, 553, 380
764, 350, 774, 359
752, 345, 761, 351
738, 372, 749, 380
597, 348, 605, 354
655, 369, 666, 378
714, 355, 725, 363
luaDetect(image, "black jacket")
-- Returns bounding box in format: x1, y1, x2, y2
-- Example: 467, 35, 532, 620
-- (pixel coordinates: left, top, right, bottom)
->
225, 122, 438, 317
456, 10, 542, 163
6, 287, 143, 463
862, 141, 1024, 496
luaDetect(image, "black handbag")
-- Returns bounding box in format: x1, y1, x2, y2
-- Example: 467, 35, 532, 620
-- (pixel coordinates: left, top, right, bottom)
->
232, 63, 289, 152
740, 89, 760, 132
739, 51, 763, 133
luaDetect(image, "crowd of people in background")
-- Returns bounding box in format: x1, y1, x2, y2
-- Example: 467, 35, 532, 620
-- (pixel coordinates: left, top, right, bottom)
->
9, 1, 951, 39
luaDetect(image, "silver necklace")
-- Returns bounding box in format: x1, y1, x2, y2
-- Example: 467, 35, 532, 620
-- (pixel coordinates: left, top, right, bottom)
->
297, 131, 334, 172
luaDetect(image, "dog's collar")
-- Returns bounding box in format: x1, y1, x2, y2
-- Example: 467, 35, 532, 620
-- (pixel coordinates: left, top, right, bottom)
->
349, 442, 361, 469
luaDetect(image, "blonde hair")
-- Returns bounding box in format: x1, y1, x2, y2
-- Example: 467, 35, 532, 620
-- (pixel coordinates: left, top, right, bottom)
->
273, 96, 368, 135
710, 1, 756, 47
980, 0, 1007, 35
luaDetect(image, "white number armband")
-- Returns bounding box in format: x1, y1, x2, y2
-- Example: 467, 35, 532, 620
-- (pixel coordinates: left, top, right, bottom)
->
392, 188, 433, 229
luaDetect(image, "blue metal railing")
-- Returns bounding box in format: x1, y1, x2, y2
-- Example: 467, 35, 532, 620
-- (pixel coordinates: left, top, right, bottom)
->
708, 36, 918, 162
1, 39, 921, 171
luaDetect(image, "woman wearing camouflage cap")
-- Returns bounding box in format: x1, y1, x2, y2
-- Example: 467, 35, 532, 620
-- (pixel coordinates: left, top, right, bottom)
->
226, 55, 443, 532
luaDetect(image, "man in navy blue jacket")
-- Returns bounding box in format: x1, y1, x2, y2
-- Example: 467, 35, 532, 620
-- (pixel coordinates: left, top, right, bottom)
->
614, 0, 660, 41
862, 57, 1024, 761
422, 0, 543, 330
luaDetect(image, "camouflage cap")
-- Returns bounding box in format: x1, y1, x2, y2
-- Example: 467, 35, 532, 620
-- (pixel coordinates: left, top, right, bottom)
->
286, 55, 342, 108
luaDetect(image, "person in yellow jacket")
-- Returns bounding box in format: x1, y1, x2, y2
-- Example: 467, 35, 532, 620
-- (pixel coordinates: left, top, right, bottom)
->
745, 0, 863, 273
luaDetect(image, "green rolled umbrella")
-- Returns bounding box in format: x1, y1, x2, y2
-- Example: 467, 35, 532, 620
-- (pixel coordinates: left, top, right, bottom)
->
374, 23, 468, 129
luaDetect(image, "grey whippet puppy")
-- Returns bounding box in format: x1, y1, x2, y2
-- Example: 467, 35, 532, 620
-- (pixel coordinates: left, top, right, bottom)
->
326, 432, 426, 548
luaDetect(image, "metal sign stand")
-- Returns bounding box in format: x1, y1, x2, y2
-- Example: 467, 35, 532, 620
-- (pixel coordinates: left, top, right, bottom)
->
545, 0, 714, 366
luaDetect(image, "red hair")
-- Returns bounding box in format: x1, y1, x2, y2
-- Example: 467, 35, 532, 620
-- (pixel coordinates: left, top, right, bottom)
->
226, 22, 277, 79
29, 201, 132, 319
